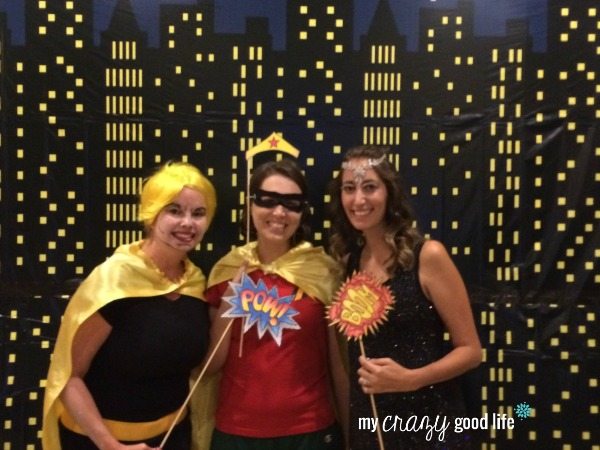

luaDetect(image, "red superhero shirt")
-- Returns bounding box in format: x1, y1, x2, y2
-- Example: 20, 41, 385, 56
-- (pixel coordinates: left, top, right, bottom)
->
205, 269, 336, 437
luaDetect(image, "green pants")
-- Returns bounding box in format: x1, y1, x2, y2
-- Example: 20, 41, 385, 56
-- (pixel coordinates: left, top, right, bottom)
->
210, 423, 343, 450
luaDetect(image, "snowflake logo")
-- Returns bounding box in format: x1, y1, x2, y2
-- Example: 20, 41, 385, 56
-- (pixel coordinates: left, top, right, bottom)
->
514, 402, 531, 419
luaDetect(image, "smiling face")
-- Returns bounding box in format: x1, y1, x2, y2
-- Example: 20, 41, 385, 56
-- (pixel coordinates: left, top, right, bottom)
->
150, 186, 208, 254
251, 174, 303, 250
341, 158, 388, 234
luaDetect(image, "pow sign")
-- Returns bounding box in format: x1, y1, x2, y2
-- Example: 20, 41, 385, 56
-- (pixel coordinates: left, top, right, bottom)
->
223, 273, 300, 346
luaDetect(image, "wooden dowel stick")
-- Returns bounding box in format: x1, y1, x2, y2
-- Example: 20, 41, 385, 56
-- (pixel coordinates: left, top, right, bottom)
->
238, 319, 244, 357
159, 319, 234, 449
359, 338, 385, 450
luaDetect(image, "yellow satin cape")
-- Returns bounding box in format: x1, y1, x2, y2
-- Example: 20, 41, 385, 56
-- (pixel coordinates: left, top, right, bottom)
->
206, 240, 341, 304
189, 241, 342, 450
41, 241, 206, 450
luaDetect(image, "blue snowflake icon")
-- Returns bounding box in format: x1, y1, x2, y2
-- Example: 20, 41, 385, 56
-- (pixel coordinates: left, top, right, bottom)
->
514, 402, 531, 419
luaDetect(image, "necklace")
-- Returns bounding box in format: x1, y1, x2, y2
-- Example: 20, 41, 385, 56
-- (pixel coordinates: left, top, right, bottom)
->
141, 245, 186, 283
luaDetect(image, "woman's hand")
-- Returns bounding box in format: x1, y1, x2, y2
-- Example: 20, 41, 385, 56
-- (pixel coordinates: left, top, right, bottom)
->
357, 355, 420, 394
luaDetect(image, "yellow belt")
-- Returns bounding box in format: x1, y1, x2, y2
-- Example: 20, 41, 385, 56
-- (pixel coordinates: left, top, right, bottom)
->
60, 408, 186, 442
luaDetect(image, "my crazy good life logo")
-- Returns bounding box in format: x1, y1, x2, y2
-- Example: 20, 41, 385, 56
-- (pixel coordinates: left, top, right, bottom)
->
223, 273, 300, 346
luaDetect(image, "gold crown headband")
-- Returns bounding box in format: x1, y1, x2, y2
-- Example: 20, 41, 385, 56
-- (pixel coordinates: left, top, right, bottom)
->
341, 154, 387, 182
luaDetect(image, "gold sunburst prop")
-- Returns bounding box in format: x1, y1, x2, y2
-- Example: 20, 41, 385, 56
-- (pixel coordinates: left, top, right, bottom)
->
327, 271, 395, 450
328, 272, 394, 339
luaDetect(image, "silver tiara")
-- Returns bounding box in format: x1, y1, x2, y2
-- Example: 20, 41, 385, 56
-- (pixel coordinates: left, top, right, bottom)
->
341, 154, 387, 181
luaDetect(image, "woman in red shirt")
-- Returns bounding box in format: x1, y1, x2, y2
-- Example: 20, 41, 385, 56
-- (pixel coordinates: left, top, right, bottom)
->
204, 158, 348, 450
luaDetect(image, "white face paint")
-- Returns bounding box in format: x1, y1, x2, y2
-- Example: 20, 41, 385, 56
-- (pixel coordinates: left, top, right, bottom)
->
150, 187, 208, 254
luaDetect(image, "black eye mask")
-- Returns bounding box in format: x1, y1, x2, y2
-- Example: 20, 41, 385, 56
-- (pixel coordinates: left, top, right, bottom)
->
250, 189, 307, 213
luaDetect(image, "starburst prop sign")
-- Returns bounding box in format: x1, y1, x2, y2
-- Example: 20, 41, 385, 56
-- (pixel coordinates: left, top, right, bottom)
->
327, 271, 394, 450
223, 273, 300, 346
328, 272, 394, 339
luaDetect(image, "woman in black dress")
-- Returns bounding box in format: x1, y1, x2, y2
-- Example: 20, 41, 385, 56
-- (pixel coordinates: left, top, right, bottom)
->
328, 146, 482, 449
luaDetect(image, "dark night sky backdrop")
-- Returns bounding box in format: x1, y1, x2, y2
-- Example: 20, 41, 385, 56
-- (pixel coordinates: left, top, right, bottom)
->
0, 0, 547, 51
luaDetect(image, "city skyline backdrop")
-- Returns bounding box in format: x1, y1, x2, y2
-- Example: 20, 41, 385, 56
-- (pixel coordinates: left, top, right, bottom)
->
0, 0, 596, 299
0, 0, 548, 50
0, 2, 598, 446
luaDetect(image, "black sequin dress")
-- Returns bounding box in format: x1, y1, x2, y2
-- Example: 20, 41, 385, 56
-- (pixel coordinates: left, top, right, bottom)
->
348, 243, 471, 449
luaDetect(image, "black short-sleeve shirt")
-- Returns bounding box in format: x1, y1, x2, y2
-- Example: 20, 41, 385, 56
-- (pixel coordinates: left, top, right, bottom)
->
84, 294, 209, 421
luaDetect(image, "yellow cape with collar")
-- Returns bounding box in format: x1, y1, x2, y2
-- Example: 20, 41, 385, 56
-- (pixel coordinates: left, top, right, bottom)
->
41, 240, 206, 450
207, 240, 341, 304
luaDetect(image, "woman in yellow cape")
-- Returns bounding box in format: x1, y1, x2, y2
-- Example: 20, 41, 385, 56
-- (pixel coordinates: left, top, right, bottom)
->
189, 240, 344, 450
42, 162, 217, 450
193, 159, 349, 450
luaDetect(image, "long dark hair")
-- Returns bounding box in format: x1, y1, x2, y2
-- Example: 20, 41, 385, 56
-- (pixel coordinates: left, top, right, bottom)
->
327, 145, 423, 271
244, 158, 312, 246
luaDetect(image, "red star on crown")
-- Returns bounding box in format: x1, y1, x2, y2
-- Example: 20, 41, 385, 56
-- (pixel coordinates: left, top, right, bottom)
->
268, 137, 280, 148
